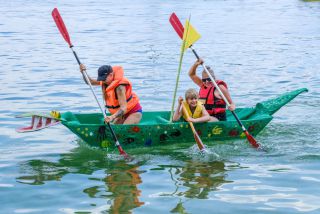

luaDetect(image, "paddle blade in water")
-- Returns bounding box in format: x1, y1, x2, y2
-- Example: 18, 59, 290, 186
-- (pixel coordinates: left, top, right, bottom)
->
115, 140, 134, 161
194, 132, 206, 151
52, 8, 72, 47
244, 131, 260, 148
169, 13, 184, 39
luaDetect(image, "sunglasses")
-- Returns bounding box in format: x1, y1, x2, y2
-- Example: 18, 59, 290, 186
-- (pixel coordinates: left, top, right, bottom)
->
202, 78, 212, 82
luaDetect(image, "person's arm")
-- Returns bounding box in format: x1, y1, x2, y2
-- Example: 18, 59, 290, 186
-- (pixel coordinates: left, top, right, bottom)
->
188, 59, 203, 87
105, 85, 127, 123
172, 97, 183, 122
189, 106, 211, 123
79, 64, 100, 85
218, 85, 236, 111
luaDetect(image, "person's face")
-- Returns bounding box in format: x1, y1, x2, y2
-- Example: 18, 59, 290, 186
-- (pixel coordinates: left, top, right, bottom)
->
201, 72, 213, 87
104, 72, 114, 85
187, 96, 198, 108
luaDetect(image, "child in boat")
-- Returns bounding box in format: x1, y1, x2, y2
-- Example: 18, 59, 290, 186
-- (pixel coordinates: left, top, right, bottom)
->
189, 58, 235, 121
173, 88, 216, 122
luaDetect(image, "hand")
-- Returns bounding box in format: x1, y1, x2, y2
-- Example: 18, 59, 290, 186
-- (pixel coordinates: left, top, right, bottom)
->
178, 96, 183, 105
104, 115, 115, 123
79, 64, 86, 73
228, 103, 236, 111
195, 58, 204, 66
187, 117, 196, 123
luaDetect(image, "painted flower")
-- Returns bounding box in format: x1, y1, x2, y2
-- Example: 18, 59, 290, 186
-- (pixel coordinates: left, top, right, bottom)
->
131, 126, 140, 133
248, 125, 255, 132
101, 140, 111, 148
229, 129, 239, 137
145, 139, 152, 146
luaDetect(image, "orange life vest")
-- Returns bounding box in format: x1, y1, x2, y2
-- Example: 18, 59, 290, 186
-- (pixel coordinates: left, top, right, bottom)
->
102, 66, 139, 114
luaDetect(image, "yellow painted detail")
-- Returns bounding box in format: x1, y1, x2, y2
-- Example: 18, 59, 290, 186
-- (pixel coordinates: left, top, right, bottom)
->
50, 110, 61, 119
101, 140, 111, 148
240, 132, 246, 138
212, 126, 223, 135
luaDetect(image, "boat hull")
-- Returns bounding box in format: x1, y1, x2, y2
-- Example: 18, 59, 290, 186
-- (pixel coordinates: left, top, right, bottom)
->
61, 110, 273, 149
61, 88, 308, 149
17, 88, 307, 150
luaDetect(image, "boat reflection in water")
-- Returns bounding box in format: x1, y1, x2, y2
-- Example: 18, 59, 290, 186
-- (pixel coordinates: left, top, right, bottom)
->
16, 146, 145, 213
16, 146, 232, 213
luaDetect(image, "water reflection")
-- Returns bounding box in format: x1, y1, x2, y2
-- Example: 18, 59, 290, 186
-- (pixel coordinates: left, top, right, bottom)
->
16, 147, 232, 213
179, 161, 231, 199
17, 147, 145, 213
166, 160, 232, 214
84, 163, 144, 213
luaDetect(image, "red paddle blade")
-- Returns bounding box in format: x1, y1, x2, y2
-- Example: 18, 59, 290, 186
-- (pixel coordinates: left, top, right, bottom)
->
169, 13, 184, 39
194, 132, 205, 151
52, 8, 72, 47
244, 131, 260, 148
117, 143, 133, 161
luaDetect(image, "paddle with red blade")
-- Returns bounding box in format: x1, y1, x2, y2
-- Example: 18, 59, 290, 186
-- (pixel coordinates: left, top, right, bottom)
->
169, 13, 260, 148
52, 8, 131, 159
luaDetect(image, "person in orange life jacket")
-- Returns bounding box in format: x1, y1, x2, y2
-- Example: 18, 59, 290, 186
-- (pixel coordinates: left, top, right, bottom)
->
188, 58, 235, 121
172, 88, 216, 122
79, 64, 142, 124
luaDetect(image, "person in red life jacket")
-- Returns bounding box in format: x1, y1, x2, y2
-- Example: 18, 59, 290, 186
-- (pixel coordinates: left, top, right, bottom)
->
172, 88, 215, 122
188, 58, 235, 121
79, 64, 142, 124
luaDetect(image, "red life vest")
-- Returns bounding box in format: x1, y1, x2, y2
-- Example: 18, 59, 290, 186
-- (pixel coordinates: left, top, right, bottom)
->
102, 66, 139, 114
199, 80, 227, 116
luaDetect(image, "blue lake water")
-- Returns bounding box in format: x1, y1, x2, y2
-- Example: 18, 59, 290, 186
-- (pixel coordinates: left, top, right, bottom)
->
1, 0, 320, 213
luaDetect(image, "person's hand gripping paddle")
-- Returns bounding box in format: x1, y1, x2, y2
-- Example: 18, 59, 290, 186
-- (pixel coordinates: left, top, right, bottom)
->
52, 8, 132, 160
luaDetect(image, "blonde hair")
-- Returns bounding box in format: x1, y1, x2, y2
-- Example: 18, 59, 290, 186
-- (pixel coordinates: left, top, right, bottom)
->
202, 66, 216, 80
185, 88, 199, 100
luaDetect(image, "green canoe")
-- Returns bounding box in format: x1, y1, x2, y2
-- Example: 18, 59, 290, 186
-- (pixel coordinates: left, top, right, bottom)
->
52, 88, 306, 149
17, 88, 307, 150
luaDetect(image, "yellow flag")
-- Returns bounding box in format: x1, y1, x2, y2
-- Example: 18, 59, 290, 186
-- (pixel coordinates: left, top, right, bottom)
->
181, 20, 201, 52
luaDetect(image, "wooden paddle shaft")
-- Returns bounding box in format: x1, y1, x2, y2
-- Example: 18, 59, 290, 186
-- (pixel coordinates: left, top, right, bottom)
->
181, 104, 205, 151
181, 104, 196, 132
